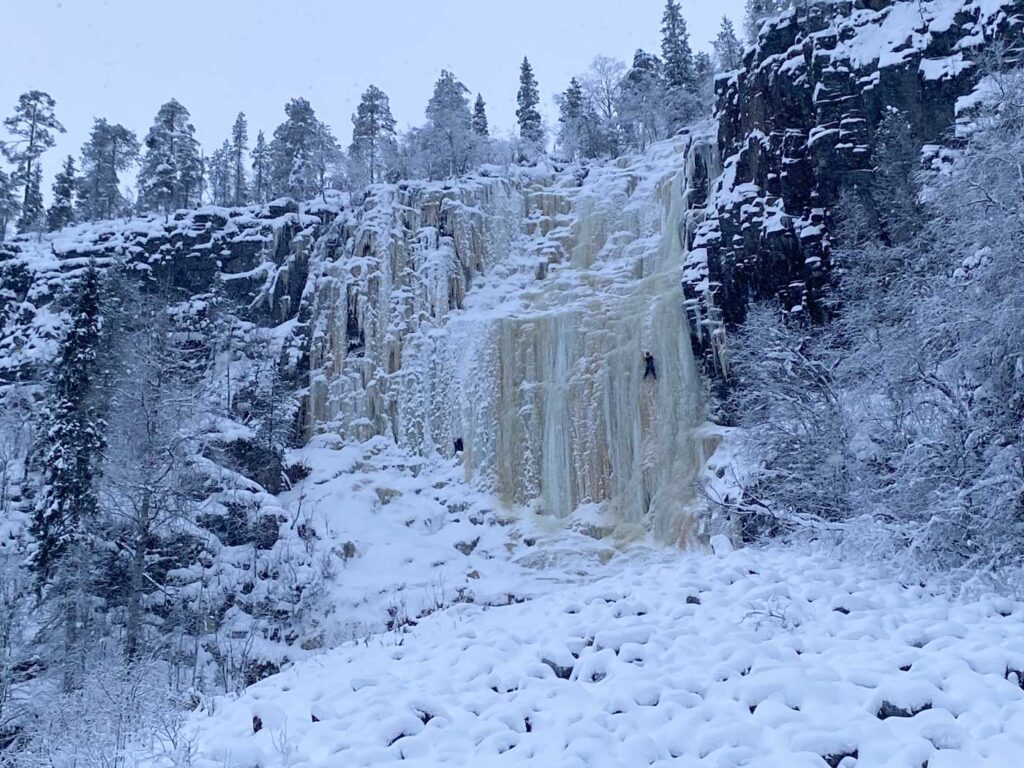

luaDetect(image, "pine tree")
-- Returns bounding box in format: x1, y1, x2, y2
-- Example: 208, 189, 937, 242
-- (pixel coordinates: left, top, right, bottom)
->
714, 16, 744, 71
251, 130, 269, 203
423, 70, 474, 178
78, 118, 139, 221
472, 94, 489, 137
230, 112, 249, 206
268, 98, 323, 200
0, 167, 18, 236
138, 99, 202, 214
349, 85, 397, 186
47, 155, 77, 231
30, 262, 105, 587
17, 163, 44, 234
516, 57, 544, 146
2, 91, 65, 219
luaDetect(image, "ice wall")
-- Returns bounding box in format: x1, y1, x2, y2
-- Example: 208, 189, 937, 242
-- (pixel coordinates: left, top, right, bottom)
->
306, 131, 720, 544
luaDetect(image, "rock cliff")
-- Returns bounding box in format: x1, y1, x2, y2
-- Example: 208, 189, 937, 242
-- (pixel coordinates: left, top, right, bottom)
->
684, 0, 1024, 374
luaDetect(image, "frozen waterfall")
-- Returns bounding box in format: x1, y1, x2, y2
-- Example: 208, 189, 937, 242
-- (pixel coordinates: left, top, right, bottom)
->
305, 130, 721, 545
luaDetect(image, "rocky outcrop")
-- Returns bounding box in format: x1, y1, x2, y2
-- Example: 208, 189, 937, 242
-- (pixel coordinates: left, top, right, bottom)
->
684, 0, 1024, 374
0, 200, 334, 384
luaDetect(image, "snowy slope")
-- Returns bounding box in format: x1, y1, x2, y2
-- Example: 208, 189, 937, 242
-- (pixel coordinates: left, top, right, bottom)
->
182, 544, 1024, 768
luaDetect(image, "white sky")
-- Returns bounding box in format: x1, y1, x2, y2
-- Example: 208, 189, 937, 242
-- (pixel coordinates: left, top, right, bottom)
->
1, 0, 745, 195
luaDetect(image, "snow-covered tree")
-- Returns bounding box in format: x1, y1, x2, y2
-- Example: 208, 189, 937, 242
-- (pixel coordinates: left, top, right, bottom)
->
870, 109, 922, 244
744, 0, 791, 42
78, 118, 139, 221
308, 121, 342, 200
230, 112, 249, 206
30, 263, 105, 585
17, 163, 44, 234
580, 55, 626, 156
714, 16, 744, 71
422, 70, 475, 179
662, 1, 704, 130
472, 94, 489, 137
557, 77, 600, 161
208, 140, 232, 206
268, 98, 327, 200
727, 302, 853, 538
349, 85, 397, 187
138, 99, 203, 214
251, 129, 269, 204
47, 155, 77, 231
617, 50, 666, 152
662, 2, 695, 92
516, 57, 544, 151
29, 262, 106, 689
0, 167, 18, 236
100, 284, 204, 661
2, 91, 65, 223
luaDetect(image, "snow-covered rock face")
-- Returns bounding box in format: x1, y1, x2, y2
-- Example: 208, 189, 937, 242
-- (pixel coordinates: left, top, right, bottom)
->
685, 0, 1024, 371
305, 133, 719, 543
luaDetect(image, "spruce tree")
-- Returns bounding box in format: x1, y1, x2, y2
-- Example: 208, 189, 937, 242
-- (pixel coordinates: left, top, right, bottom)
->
662, 0, 698, 130
30, 262, 105, 587
2, 91, 65, 218
78, 119, 139, 221
138, 99, 202, 214
47, 155, 77, 231
17, 164, 45, 233
714, 16, 744, 71
661, 1, 695, 93
251, 130, 269, 203
472, 94, 489, 137
230, 112, 249, 205
557, 78, 590, 161
516, 57, 543, 146
349, 85, 397, 186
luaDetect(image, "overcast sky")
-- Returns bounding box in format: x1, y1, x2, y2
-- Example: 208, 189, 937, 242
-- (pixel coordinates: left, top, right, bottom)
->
2, 0, 745, 194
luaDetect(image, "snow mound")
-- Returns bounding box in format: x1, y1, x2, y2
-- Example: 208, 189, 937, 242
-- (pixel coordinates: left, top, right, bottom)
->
183, 547, 1024, 767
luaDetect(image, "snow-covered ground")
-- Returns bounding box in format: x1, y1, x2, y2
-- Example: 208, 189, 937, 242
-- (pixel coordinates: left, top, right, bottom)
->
184, 540, 1024, 767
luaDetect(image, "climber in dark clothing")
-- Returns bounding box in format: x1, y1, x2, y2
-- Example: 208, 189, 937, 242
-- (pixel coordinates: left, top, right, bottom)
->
453, 437, 465, 454
643, 352, 657, 380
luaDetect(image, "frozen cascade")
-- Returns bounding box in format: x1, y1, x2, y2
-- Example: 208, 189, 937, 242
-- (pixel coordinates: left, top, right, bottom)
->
305, 130, 721, 545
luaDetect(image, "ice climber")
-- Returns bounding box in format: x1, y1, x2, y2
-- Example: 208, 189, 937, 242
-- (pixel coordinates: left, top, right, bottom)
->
644, 352, 657, 380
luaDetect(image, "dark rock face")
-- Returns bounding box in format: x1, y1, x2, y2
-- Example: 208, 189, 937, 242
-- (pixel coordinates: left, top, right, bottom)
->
0, 202, 332, 384
684, 0, 1024, 372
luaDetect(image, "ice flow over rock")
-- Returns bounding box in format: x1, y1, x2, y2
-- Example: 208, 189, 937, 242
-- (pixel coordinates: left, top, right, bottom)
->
304, 128, 721, 544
